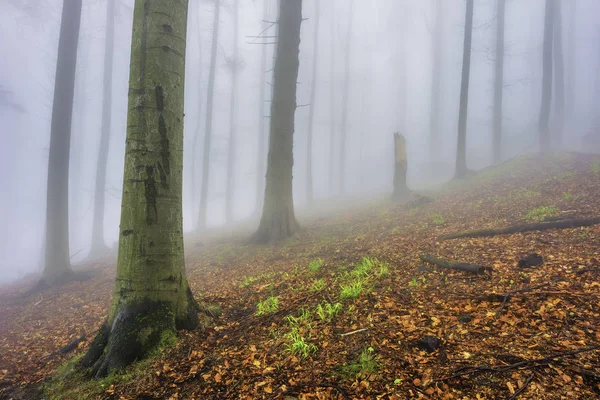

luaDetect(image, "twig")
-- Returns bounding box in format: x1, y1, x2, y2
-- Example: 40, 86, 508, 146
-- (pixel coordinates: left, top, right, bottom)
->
340, 328, 368, 337
507, 372, 535, 400
493, 283, 552, 318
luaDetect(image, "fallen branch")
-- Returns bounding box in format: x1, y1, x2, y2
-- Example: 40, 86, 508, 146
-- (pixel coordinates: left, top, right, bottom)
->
491, 283, 552, 317
340, 328, 369, 337
440, 217, 600, 240
420, 254, 492, 274
507, 372, 535, 400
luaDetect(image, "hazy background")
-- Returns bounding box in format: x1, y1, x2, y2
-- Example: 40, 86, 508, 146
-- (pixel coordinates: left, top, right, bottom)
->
1, 0, 599, 283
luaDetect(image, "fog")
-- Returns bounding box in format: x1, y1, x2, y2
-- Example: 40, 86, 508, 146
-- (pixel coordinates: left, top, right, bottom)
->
1, 0, 599, 284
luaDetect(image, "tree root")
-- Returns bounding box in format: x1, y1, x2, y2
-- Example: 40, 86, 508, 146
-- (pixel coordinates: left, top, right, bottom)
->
440, 217, 600, 240
420, 254, 492, 274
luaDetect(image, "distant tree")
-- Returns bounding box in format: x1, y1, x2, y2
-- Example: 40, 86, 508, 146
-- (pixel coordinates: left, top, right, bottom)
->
492, 0, 506, 164
328, 0, 336, 195
338, 0, 354, 194
81, 0, 202, 377
552, 0, 565, 147
225, 0, 240, 223
198, 0, 221, 230
90, 0, 116, 258
0, 86, 25, 113
428, 0, 443, 159
251, 0, 302, 243
539, 0, 554, 153
42, 0, 83, 285
566, 0, 577, 127
305, 0, 320, 205
454, 0, 474, 179
190, 1, 204, 228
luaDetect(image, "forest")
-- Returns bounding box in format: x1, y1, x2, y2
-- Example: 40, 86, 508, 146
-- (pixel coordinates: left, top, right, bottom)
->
0, 0, 599, 399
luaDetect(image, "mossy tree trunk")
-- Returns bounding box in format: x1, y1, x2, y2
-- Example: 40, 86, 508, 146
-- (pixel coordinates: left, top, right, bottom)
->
42, 0, 83, 285
251, 0, 302, 244
454, 0, 473, 180
197, 0, 221, 230
539, 0, 554, 153
81, 0, 199, 378
492, 0, 505, 165
90, 0, 116, 258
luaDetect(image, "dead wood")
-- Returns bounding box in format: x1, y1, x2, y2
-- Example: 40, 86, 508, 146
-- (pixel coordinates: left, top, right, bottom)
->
440, 217, 600, 240
420, 254, 492, 274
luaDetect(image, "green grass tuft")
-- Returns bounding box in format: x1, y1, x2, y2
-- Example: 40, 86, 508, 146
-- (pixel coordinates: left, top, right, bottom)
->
524, 205, 559, 222
256, 296, 279, 316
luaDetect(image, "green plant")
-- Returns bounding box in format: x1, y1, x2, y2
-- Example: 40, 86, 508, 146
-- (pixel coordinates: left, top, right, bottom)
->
591, 161, 600, 175
341, 347, 379, 378
315, 302, 342, 321
512, 188, 541, 200
351, 257, 374, 279
308, 258, 324, 274
256, 296, 279, 316
283, 327, 317, 358
430, 213, 446, 226
340, 280, 364, 300
562, 192, 573, 201
286, 308, 313, 327
308, 278, 325, 293
408, 277, 419, 288
376, 261, 390, 278
524, 205, 559, 222
240, 275, 259, 288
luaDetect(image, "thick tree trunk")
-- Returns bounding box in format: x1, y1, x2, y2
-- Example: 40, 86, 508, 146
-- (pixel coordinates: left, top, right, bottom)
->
428, 0, 443, 159
42, 0, 83, 285
392, 133, 410, 200
539, 0, 554, 153
552, 0, 565, 147
225, 0, 239, 223
251, 0, 302, 244
454, 0, 473, 179
80, 0, 200, 377
492, 0, 505, 165
255, 0, 270, 215
339, 0, 353, 195
90, 0, 116, 258
197, 0, 221, 230
305, 0, 320, 205
328, 0, 336, 196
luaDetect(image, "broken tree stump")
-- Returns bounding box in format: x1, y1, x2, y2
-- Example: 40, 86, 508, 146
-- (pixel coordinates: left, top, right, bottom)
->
420, 254, 492, 274
440, 217, 600, 240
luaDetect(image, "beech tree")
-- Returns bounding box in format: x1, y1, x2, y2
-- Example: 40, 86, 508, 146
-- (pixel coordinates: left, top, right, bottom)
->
225, 0, 239, 223
81, 0, 201, 376
339, 0, 354, 194
255, 0, 270, 214
42, 0, 83, 285
539, 0, 554, 153
252, 0, 302, 243
90, 0, 116, 258
305, 0, 320, 205
492, 0, 506, 165
454, 0, 474, 179
428, 0, 443, 159
552, 0, 565, 147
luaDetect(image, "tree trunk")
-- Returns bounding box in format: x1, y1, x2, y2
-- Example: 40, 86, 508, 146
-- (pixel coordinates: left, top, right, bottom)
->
305, 0, 320, 205
552, 0, 565, 147
81, 0, 200, 377
255, 0, 270, 215
90, 0, 116, 258
197, 0, 221, 230
539, 0, 554, 153
454, 0, 474, 179
392, 133, 410, 200
190, 2, 203, 229
251, 0, 302, 244
429, 0, 443, 159
42, 0, 83, 285
328, 0, 336, 196
339, 0, 353, 194
492, 0, 505, 165
225, 0, 239, 223
566, 0, 576, 128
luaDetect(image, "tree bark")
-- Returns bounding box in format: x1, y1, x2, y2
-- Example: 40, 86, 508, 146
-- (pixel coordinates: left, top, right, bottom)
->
492, 0, 505, 165
197, 0, 221, 230
539, 0, 554, 153
454, 0, 474, 179
552, 0, 565, 147
81, 0, 200, 378
42, 0, 83, 285
339, 0, 353, 194
225, 0, 239, 223
305, 0, 320, 205
90, 0, 116, 258
429, 0, 443, 160
190, 2, 203, 229
255, 0, 270, 215
251, 0, 302, 244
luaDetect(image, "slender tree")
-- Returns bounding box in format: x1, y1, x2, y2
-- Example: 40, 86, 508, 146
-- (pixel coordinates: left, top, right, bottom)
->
81, 0, 202, 377
305, 0, 320, 205
90, 0, 116, 258
251, 0, 302, 243
225, 0, 239, 223
566, 0, 577, 127
328, 0, 336, 195
198, 0, 221, 230
539, 0, 554, 153
429, 0, 443, 159
339, 0, 353, 193
190, 1, 204, 228
42, 0, 83, 285
552, 0, 565, 147
255, 0, 270, 214
454, 0, 474, 179
492, 0, 506, 164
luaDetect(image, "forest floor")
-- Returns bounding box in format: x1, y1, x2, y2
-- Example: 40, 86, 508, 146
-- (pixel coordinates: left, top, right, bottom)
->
1, 152, 600, 400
